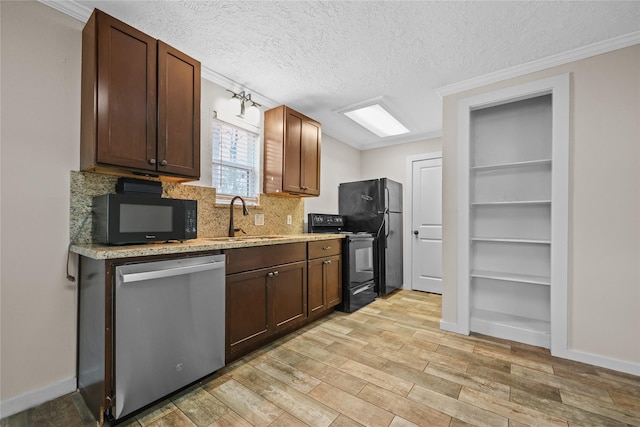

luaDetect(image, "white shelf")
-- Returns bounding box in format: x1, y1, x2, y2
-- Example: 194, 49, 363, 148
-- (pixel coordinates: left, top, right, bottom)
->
471, 269, 550, 286
471, 200, 551, 206
471, 159, 552, 171
471, 237, 550, 245
459, 77, 570, 352
470, 308, 550, 348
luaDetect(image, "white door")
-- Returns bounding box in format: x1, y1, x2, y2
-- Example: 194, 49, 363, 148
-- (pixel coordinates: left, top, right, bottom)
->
411, 157, 442, 294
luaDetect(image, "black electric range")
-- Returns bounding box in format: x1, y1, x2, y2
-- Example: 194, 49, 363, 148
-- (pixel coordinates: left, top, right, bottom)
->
308, 214, 376, 312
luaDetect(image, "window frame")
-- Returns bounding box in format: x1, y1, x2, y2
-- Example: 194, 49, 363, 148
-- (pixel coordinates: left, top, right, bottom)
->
211, 117, 261, 205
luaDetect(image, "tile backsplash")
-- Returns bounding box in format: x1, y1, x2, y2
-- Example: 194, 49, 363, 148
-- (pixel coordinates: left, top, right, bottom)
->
70, 171, 305, 244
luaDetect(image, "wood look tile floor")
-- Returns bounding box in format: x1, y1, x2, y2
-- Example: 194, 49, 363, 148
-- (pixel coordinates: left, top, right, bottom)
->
3, 291, 640, 427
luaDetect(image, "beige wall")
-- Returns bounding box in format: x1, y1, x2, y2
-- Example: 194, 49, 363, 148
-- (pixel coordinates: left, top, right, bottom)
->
442, 45, 640, 365
1, 0, 83, 403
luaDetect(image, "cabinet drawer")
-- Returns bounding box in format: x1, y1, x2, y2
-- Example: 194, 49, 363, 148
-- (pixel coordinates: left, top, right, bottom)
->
308, 239, 341, 259
224, 242, 306, 275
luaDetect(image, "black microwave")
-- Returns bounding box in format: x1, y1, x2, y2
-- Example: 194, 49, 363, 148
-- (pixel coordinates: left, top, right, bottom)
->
92, 194, 197, 245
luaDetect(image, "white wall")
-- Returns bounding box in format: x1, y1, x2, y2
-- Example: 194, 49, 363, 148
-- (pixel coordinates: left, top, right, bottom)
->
1, 0, 83, 411
441, 45, 640, 372
304, 134, 361, 221
360, 138, 442, 185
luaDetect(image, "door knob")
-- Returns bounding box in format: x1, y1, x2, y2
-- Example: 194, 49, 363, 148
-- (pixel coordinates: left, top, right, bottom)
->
413, 230, 419, 235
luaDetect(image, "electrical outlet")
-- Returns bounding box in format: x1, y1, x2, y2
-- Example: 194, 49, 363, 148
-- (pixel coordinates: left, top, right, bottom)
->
286, 215, 292, 225
254, 213, 264, 226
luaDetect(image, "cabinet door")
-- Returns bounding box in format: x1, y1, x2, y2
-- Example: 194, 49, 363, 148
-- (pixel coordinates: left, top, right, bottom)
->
270, 261, 307, 333
325, 255, 342, 308
95, 12, 157, 172
282, 110, 304, 194
301, 119, 321, 196
226, 270, 270, 360
307, 258, 325, 315
157, 41, 201, 179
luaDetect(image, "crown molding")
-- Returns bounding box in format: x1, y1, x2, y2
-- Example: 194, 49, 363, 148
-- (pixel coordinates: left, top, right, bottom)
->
38, 0, 92, 22
437, 31, 640, 97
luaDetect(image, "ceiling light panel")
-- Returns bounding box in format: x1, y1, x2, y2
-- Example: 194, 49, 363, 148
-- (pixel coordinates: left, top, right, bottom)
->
343, 104, 410, 137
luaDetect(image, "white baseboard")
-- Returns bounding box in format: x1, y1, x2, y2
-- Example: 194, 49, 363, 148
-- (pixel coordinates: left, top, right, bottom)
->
553, 348, 640, 377
439, 320, 640, 377
439, 319, 459, 333
0, 376, 76, 419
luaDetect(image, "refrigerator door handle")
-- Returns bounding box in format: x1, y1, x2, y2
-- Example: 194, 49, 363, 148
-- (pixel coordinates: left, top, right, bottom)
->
384, 186, 390, 240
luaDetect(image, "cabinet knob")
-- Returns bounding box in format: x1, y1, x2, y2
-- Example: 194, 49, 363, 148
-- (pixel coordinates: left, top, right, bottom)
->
413, 230, 419, 235
322, 246, 331, 250
324, 260, 332, 265
160, 160, 168, 166
148, 158, 156, 165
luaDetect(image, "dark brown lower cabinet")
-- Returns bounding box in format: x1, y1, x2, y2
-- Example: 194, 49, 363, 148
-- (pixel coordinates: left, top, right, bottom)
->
307, 239, 342, 318
225, 269, 270, 359
225, 240, 342, 363
308, 254, 342, 317
271, 261, 308, 333
225, 243, 308, 363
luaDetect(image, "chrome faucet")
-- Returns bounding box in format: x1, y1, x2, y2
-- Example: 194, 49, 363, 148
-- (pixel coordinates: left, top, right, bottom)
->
229, 196, 249, 237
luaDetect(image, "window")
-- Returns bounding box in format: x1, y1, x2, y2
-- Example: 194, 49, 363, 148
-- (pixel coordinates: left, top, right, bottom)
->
211, 118, 260, 203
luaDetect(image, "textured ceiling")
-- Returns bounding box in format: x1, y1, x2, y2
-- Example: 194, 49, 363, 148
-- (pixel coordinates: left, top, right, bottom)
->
62, 1, 640, 149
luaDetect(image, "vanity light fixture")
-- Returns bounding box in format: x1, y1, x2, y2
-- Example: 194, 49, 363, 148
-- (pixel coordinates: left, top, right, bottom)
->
341, 100, 409, 137
227, 90, 261, 123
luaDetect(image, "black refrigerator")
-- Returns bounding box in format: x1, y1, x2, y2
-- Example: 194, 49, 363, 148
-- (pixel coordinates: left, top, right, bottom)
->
339, 178, 403, 295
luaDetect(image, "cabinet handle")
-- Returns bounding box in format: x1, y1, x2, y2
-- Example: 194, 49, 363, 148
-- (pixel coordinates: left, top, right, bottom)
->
268, 271, 279, 277
322, 246, 331, 250
323, 260, 332, 265
301, 186, 308, 190
160, 160, 168, 166
148, 158, 156, 165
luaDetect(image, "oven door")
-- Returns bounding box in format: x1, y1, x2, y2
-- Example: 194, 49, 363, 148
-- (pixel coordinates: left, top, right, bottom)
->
347, 280, 376, 312
346, 236, 375, 287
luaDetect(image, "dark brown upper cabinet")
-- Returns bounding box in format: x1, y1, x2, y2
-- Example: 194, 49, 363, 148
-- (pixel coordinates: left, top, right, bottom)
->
81, 9, 200, 181
264, 105, 321, 196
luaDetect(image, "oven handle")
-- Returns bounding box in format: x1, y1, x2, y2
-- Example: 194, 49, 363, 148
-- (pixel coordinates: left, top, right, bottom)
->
120, 261, 224, 284
353, 283, 375, 295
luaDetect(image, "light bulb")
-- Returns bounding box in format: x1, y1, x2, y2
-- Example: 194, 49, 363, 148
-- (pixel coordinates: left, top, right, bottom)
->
228, 96, 242, 117
246, 105, 260, 125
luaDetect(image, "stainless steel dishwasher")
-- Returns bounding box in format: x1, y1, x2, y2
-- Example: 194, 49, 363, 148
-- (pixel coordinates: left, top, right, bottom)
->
113, 254, 225, 419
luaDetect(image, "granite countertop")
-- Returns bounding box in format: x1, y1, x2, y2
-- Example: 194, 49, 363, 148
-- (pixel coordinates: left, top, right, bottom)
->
70, 233, 343, 260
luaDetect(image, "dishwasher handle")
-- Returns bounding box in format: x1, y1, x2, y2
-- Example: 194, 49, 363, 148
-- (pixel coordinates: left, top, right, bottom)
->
120, 261, 224, 284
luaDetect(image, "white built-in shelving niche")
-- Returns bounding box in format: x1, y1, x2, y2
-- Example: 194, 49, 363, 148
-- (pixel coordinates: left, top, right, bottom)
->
457, 75, 569, 352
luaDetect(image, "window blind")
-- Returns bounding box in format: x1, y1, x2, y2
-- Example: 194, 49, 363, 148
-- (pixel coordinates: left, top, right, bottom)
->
212, 119, 260, 200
